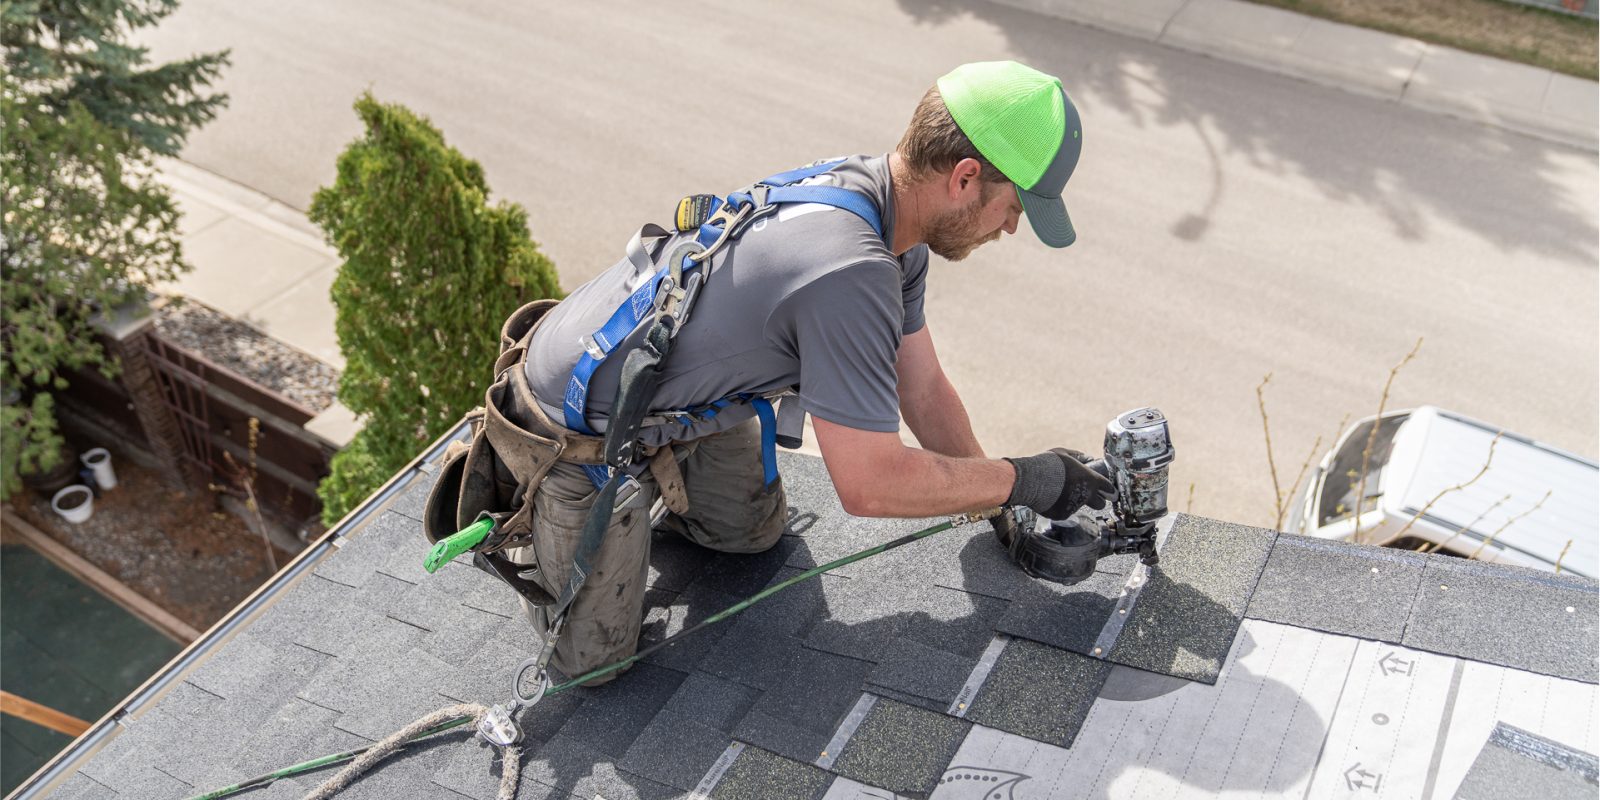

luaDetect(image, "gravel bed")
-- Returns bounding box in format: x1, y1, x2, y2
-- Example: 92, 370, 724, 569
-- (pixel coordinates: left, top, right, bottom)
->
12, 443, 293, 631
154, 299, 339, 413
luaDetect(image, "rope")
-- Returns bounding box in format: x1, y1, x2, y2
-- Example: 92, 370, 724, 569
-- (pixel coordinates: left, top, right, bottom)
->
300, 704, 520, 800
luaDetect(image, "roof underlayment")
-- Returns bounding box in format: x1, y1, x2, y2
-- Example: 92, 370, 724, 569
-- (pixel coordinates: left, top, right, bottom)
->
37, 447, 1600, 800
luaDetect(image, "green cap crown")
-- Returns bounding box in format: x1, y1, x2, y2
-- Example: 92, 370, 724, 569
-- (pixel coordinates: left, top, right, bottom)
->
937, 61, 1065, 190
936, 61, 1083, 248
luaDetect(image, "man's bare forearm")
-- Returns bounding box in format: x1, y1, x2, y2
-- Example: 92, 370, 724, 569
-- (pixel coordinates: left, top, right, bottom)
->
823, 444, 1013, 518
901, 369, 985, 459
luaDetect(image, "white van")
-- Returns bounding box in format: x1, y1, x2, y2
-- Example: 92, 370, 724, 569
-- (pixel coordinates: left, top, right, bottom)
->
1285, 406, 1597, 579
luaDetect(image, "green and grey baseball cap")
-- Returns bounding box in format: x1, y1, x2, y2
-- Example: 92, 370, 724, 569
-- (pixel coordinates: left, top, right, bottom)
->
937, 61, 1082, 248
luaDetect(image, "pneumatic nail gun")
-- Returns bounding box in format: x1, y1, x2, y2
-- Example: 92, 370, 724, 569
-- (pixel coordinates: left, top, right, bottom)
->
997, 408, 1175, 585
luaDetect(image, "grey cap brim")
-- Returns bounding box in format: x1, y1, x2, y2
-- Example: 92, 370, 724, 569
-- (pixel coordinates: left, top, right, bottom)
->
1019, 186, 1076, 248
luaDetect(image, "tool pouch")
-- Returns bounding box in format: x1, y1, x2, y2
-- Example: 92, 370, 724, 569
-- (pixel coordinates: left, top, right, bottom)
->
422, 300, 569, 607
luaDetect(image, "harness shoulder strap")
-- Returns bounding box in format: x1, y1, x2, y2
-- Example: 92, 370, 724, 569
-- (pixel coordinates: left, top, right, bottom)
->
563, 158, 887, 485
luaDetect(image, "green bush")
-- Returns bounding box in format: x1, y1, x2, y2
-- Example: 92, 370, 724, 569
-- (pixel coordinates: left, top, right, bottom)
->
311, 94, 561, 525
1, 0, 228, 498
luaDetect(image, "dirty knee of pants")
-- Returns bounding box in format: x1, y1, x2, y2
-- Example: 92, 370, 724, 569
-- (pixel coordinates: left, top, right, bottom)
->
522, 598, 640, 687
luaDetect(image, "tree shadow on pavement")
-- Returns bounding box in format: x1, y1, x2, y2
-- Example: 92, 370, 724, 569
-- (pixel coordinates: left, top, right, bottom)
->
895, 0, 1596, 263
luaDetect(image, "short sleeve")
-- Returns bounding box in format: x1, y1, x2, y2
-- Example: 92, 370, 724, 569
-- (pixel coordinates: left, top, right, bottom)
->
899, 245, 929, 336
769, 261, 904, 432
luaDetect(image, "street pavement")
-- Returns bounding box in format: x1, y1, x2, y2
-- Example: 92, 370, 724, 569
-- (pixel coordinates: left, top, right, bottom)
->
142, 0, 1599, 529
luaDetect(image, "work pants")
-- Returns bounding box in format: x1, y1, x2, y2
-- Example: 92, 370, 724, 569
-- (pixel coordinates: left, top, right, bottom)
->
509, 418, 787, 684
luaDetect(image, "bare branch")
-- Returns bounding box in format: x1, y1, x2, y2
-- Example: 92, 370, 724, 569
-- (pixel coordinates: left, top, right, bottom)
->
1468, 490, 1551, 562
1353, 338, 1423, 543
1257, 373, 1285, 529
1556, 540, 1574, 575
1371, 431, 1502, 549
1420, 493, 1510, 554
1280, 433, 1324, 531
1186, 482, 1196, 515
217, 423, 277, 572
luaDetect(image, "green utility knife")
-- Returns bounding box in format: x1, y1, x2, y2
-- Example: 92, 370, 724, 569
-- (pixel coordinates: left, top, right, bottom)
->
424, 517, 495, 574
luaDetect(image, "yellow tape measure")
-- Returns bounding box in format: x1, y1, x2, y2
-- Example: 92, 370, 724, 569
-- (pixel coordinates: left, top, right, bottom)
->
675, 194, 717, 232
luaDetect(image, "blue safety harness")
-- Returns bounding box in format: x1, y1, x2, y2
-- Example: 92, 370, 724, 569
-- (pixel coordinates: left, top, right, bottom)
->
561, 158, 885, 490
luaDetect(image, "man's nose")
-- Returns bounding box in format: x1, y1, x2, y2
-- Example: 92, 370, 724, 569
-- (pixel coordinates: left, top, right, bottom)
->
1003, 211, 1020, 236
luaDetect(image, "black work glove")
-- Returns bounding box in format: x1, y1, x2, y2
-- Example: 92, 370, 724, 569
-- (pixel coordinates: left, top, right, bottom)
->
1004, 448, 1114, 520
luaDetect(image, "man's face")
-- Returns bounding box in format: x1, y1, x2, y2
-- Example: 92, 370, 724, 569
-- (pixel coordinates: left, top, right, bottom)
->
925, 180, 1024, 262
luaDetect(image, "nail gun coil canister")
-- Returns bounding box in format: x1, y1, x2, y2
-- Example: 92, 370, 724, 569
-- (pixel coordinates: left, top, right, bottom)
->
1104, 408, 1174, 525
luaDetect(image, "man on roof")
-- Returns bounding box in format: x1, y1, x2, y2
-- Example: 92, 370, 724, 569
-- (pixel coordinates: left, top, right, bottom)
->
432, 61, 1113, 683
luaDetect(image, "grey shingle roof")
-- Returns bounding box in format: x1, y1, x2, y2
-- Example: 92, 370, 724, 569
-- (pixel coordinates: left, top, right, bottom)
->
32, 440, 1599, 800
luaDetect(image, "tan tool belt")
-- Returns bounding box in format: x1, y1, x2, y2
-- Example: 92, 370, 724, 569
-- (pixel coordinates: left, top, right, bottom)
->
421, 299, 689, 598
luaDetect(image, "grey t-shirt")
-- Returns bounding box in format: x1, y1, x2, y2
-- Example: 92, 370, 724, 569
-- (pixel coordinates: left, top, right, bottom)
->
525, 154, 928, 447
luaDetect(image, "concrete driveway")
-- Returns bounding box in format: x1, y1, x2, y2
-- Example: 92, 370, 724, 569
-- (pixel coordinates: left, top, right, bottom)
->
140, 0, 1599, 528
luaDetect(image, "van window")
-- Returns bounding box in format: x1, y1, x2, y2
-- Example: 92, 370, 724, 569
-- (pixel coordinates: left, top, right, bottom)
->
1318, 414, 1409, 527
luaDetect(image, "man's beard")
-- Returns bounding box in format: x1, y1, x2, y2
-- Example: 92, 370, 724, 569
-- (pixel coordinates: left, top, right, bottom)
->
925, 191, 1002, 262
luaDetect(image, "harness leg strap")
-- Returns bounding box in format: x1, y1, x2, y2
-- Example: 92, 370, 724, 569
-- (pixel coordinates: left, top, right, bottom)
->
751, 397, 779, 489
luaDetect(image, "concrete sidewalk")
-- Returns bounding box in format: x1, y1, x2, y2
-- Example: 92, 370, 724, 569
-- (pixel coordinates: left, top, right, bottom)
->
154, 158, 361, 446
156, 158, 341, 370
1000, 0, 1598, 150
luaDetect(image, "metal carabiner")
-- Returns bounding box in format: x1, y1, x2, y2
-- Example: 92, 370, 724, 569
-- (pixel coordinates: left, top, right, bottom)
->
686, 202, 753, 265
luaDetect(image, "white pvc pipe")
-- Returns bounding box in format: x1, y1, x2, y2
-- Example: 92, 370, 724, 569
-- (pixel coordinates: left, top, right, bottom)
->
51, 485, 94, 524
80, 448, 117, 490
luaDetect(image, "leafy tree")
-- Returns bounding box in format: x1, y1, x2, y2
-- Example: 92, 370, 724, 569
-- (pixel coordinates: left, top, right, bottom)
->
310, 94, 561, 525
1, 1, 229, 498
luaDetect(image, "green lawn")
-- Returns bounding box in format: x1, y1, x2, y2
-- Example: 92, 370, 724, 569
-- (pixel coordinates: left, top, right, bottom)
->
1248, 0, 1598, 80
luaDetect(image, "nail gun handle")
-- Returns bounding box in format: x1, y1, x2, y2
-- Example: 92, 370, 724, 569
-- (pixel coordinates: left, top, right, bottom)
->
424, 517, 496, 574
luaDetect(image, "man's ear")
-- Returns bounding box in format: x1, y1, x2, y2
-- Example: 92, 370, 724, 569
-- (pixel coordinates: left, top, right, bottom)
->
947, 158, 985, 201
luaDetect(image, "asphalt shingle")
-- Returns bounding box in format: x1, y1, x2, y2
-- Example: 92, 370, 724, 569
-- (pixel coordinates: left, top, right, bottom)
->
1246, 534, 1426, 642
248, 574, 392, 658
386, 468, 438, 523
698, 619, 806, 692
645, 529, 716, 592
313, 735, 473, 800
420, 604, 510, 669
52, 444, 1600, 800
865, 638, 976, 710
618, 708, 735, 791
662, 670, 760, 732
49, 774, 117, 800
830, 697, 971, 795
709, 745, 832, 800
744, 648, 874, 744
316, 521, 416, 589
964, 638, 1111, 748
803, 575, 1007, 664
551, 661, 686, 757
993, 567, 1128, 655
638, 581, 741, 672
1403, 556, 1599, 683
732, 708, 833, 766
231, 697, 373, 779
183, 631, 328, 723
295, 619, 435, 712
1107, 514, 1276, 683
687, 535, 804, 599
519, 735, 681, 800
366, 510, 437, 587
1454, 722, 1599, 800
431, 737, 534, 800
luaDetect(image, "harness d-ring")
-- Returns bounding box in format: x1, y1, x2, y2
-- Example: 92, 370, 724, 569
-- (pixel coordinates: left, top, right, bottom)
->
512, 657, 551, 709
